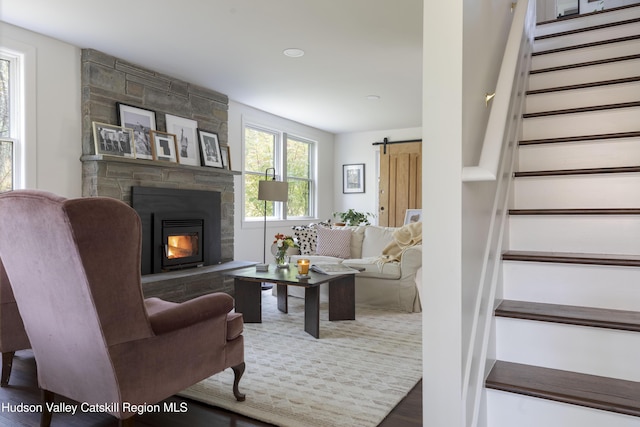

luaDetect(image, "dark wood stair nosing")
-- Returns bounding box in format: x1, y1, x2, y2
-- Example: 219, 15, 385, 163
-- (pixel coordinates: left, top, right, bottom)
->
526, 76, 640, 96
535, 17, 640, 41
514, 166, 640, 178
486, 361, 640, 418
523, 101, 640, 119
533, 34, 640, 57
495, 300, 640, 332
502, 250, 640, 267
530, 54, 640, 75
519, 131, 640, 146
509, 208, 640, 215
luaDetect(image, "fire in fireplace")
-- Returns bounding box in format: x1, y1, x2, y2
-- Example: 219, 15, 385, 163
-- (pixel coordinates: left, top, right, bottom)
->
161, 219, 204, 270
131, 186, 222, 275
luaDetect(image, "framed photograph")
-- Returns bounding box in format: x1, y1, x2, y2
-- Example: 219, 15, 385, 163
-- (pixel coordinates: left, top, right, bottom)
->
150, 130, 178, 162
92, 121, 135, 158
220, 145, 231, 170
198, 129, 223, 168
116, 103, 156, 160
343, 163, 365, 193
404, 209, 422, 225
165, 114, 200, 166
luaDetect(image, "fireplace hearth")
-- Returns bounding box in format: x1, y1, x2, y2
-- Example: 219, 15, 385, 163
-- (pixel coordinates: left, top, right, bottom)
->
131, 186, 222, 275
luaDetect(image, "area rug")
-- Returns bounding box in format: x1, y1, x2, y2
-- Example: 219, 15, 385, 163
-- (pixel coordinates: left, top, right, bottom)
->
179, 292, 422, 427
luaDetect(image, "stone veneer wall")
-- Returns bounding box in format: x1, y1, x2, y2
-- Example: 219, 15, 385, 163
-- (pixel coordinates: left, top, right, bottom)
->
80, 49, 241, 299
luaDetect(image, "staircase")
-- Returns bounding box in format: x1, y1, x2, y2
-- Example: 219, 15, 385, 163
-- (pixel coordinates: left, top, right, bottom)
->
485, 4, 640, 426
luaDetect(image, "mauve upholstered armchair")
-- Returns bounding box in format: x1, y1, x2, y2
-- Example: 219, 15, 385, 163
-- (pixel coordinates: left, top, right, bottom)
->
0, 190, 245, 427
0, 257, 30, 386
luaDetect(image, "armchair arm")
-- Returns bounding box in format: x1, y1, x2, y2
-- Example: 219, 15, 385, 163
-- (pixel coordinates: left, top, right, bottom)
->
146, 293, 234, 335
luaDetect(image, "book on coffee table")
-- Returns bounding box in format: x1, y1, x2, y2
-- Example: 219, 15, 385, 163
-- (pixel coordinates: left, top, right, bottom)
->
310, 263, 360, 275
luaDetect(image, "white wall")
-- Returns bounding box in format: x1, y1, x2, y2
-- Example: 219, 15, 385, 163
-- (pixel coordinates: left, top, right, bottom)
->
228, 100, 335, 264
333, 127, 421, 224
1, 22, 82, 197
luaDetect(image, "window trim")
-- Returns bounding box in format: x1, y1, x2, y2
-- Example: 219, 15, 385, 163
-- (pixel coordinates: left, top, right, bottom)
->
241, 120, 316, 226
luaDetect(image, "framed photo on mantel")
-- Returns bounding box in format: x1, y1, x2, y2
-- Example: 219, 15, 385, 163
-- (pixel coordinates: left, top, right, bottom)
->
165, 114, 200, 166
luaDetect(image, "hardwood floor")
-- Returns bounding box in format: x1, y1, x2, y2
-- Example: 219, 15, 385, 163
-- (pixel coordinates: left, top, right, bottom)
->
0, 350, 422, 426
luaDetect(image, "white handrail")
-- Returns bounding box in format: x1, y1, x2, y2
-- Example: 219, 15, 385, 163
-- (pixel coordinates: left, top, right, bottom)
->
461, 0, 533, 182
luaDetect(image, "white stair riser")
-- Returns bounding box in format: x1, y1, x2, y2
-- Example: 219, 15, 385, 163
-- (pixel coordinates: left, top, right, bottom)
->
509, 215, 640, 254
487, 389, 640, 427
534, 22, 640, 53
529, 58, 640, 91
522, 108, 640, 140
535, 7, 640, 37
503, 262, 640, 311
526, 82, 640, 114
518, 138, 640, 171
531, 39, 640, 70
513, 175, 640, 209
496, 318, 640, 381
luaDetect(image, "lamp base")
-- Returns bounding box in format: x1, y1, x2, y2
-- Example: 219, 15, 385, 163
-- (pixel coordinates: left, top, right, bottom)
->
255, 263, 269, 272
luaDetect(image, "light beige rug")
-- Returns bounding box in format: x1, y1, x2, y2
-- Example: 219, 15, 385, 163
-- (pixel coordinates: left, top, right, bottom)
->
180, 293, 422, 427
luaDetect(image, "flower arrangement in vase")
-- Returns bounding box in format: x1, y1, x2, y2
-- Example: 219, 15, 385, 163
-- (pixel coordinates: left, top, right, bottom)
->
273, 233, 298, 267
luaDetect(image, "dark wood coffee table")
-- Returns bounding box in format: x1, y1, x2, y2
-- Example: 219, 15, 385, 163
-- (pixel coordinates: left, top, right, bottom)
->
226, 266, 356, 338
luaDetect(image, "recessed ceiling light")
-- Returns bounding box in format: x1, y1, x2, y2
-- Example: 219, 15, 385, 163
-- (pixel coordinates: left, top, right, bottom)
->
283, 48, 305, 58
366, 95, 381, 100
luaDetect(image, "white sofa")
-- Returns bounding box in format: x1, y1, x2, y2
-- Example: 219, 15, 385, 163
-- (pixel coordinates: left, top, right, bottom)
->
284, 224, 422, 313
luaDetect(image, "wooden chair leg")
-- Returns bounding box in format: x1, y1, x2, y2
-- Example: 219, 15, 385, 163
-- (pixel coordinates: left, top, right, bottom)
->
232, 362, 246, 401
1, 351, 15, 387
40, 389, 54, 427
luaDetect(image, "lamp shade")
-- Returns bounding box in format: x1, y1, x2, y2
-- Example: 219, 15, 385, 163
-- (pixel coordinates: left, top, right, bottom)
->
258, 180, 288, 202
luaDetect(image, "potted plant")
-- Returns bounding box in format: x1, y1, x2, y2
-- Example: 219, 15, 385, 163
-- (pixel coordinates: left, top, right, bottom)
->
332, 209, 374, 226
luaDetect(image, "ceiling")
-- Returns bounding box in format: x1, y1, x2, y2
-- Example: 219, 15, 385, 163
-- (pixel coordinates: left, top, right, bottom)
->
0, 0, 423, 135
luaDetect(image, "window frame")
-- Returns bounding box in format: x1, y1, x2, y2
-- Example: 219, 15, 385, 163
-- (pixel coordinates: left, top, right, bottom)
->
0, 49, 20, 191
242, 121, 316, 225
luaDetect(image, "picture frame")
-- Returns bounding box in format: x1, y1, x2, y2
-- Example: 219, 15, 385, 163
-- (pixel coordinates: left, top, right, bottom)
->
92, 121, 135, 158
116, 103, 156, 160
165, 114, 200, 166
198, 129, 223, 168
220, 145, 231, 170
343, 163, 365, 193
404, 209, 422, 225
150, 130, 178, 163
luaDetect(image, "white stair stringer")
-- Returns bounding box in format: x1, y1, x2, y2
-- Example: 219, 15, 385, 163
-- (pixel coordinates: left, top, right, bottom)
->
503, 261, 640, 311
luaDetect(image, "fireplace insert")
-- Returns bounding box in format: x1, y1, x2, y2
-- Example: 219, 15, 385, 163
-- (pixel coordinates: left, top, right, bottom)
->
161, 218, 204, 270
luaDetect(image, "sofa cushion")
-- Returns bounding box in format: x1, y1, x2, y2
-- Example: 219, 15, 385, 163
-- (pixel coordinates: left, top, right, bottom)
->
316, 228, 352, 259
361, 226, 397, 258
292, 221, 331, 255
342, 257, 401, 280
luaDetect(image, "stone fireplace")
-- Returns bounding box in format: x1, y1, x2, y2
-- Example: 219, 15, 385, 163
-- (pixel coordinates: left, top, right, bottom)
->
80, 48, 251, 302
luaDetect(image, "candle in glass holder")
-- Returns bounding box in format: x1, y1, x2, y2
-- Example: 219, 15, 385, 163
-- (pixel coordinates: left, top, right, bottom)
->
297, 259, 310, 275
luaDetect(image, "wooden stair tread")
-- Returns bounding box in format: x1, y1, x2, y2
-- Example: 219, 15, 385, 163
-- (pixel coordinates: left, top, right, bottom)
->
527, 76, 640, 96
496, 300, 640, 332
486, 361, 640, 417
535, 17, 640, 41
519, 131, 640, 146
533, 34, 640, 56
514, 166, 640, 177
531, 54, 640, 75
509, 208, 640, 215
523, 100, 640, 118
502, 250, 640, 267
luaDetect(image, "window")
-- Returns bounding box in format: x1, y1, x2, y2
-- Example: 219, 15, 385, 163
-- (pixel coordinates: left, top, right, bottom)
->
243, 124, 315, 221
0, 55, 14, 192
